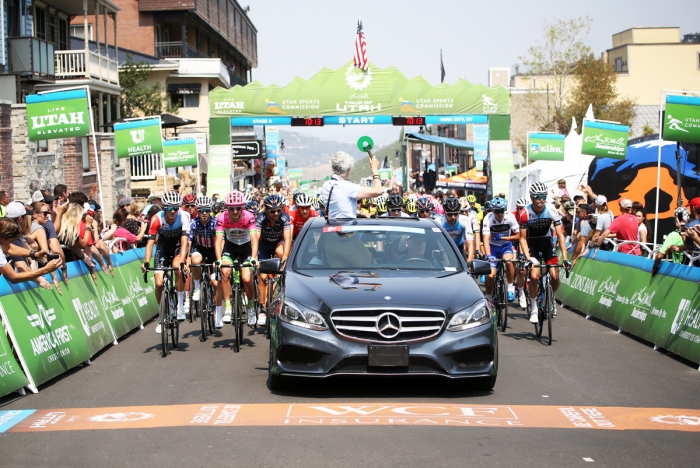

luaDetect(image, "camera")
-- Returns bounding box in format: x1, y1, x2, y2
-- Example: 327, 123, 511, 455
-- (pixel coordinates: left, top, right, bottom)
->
47, 254, 60, 261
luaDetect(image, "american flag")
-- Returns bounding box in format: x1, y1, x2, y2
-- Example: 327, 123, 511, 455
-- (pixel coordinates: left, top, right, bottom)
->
353, 17, 368, 71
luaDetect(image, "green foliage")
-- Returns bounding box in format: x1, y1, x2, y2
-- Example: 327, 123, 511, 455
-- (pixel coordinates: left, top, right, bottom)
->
642, 124, 655, 136
562, 54, 637, 134
119, 53, 180, 117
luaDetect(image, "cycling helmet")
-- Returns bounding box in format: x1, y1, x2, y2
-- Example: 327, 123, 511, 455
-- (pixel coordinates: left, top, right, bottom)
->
376, 201, 387, 213
361, 198, 370, 206
443, 197, 461, 213
375, 195, 387, 205
296, 193, 313, 207
162, 191, 182, 207
263, 194, 285, 210
195, 195, 212, 210
467, 194, 477, 203
225, 190, 245, 207
516, 197, 528, 207
283, 197, 290, 207
387, 194, 404, 209
292, 192, 301, 204
459, 196, 470, 210
311, 197, 320, 211
675, 206, 690, 223
212, 201, 226, 214
483, 201, 492, 211
245, 200, 260, 213
529, 182, 548, 196
416, 197, 434, 211
182, 193, 196, 206
406, 201, 417, 214
243, 192, 253, 204
407, 193, 418, 203
491, 197, 507, 210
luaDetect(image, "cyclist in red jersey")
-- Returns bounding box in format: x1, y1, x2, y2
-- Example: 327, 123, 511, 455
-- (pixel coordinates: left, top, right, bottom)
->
289, 194, 318, 240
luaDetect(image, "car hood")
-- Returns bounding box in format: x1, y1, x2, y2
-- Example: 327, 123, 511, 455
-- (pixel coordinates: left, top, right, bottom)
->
285, 269, 484, 313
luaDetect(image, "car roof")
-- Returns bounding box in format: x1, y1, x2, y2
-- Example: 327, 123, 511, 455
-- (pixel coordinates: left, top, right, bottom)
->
308, 217, 438, 228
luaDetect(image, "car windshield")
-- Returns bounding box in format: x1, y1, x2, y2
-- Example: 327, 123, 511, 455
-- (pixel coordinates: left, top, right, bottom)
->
293, 225, 463, 271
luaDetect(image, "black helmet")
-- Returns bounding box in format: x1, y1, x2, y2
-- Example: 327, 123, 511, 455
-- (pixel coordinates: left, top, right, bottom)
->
443, 197, 461, 213
416, 196, 434, 211
263, 194, 285, 210
387, 194, 404, 209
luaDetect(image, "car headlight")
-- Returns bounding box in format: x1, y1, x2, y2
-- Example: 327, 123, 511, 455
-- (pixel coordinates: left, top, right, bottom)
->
280, 298, 328, 331
447, 300, 491, 332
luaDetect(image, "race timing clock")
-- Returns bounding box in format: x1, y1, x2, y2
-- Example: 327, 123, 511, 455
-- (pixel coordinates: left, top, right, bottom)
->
290, 117, 324, 127
392, 116, 426, 126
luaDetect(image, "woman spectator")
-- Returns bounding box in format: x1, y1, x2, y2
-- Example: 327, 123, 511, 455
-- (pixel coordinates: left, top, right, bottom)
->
636, 209, 649, 244
55, 202, 100, 283
0, 218, 60, 283
590, 195, 615, 250
129, 200, 147, 220
28, 201, 66, 291
102, 208, 148, 252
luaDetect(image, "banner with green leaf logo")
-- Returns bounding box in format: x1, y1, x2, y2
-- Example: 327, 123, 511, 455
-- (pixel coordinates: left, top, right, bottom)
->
528, 133, 565, 161
114, 118, 163, 158
663, 95, 700, 144
163, 139, 198, 168
26, 89, 91, 141
581, 120, 629, 159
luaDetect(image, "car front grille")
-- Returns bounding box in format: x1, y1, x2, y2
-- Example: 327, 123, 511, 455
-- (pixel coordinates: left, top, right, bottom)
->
330, 309, 446, 343
277, 345, 325, 367
329, 356, 447, 374
449, 346, 494, 368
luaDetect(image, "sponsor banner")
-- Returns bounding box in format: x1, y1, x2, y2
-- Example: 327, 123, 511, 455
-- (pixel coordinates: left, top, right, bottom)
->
581, 120, 629, 159
489, 140, 513, 198
0, 249, 158, 388
473, 124, 489, 162
0, 318, 30, 397
211, 61, 510, 117
4, 403, 700, 432
528, 133, 565, 161
287, 168, 303, 180
231, 140, 261, 157
26, 89, 91, 141
663, 95, 700, 144
557, 249, 700, 365
265, 127, 279, 159
378, 168, 392, 181
207, 144, 233, 197
163, 139, 198, 168
114, 118, 163, 159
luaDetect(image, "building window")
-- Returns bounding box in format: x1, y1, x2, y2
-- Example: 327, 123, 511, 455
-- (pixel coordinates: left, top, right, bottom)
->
697, 52, 700, 70
183, 94, 200, 108
58, 17, 68, 50
70, 24, 93, 40
35, 7, 46, 40
614, 57, 626, 72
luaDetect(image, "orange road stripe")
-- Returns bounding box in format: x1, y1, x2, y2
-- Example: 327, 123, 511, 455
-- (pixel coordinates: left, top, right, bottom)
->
6, 403, 700, 432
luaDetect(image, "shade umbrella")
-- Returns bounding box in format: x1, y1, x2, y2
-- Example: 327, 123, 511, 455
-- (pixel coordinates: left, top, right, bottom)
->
101, 114, 197, 131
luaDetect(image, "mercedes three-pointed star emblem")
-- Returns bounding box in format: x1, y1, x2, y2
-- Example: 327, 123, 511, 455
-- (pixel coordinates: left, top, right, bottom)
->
376, 312, 402, 339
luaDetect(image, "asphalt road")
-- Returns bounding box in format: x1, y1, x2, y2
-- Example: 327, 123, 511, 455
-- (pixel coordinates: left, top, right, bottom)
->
1, 298, 699, 467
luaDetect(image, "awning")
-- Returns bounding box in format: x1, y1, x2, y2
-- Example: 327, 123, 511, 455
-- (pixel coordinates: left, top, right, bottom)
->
405, 133, 474, 150
167, 83, 202, 95
436, 167, 488, 190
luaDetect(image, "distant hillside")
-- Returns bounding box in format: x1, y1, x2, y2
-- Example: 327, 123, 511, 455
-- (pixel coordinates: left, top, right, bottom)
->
348, 140, 403, 183
278, 130, 363, 168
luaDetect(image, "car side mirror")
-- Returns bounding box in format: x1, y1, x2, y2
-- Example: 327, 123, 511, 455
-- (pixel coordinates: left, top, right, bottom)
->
468, 259, 491, 276
259, 258, 282, 274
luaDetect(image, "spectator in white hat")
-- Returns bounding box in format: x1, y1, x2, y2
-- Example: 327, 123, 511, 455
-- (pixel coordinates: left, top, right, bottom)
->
590, 195, 615, 250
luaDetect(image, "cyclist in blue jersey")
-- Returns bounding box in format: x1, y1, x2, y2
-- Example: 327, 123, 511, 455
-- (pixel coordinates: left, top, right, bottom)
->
482, 197, 520, 303
519, 182, 571, 323
189, 195, 218, 304
440, 197, 474, 260
142, 191, 190, 332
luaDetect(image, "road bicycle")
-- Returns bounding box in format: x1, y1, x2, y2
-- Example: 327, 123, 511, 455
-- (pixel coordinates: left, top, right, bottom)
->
491, 259, 520, 333
189, 263, 217, 341
143, 264, 185, 357
219, 258, 257, 353
524, 257, 571, 346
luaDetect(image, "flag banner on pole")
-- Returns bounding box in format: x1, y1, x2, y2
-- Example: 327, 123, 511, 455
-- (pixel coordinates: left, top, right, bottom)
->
287, 168, 303, 180
265, 127, 279, 159
440, 49, 445, 83
163, 139, 198, 168
581, 120, 629, 159
114, 118, 163, 158
663, 95, 700, 144
528, 133, 565, 161
378, 168, 392, 181
26, 89, 90, 141
473, 124, 489, 161
354, 18, 368, 71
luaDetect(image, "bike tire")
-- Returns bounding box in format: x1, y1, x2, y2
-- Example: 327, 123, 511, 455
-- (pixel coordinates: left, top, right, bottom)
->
207, 285, 215, 335
232, 287, 240, 353
497, 280, 507, 332
159, 289, 169, 357
199, 282, 208, 341
546, 284, 553, 346
170, 291, 179, 349
188, 285, 195, 323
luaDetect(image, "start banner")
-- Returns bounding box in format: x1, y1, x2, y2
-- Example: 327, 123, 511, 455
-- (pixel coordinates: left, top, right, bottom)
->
557, 250, 700, 365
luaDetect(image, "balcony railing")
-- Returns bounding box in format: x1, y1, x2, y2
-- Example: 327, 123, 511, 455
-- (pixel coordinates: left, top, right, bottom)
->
8, 37, 55, 79
156, 42, 209, 59
55, 50, 119, 85
130, 154, 162, 180
229, 71, 247, 87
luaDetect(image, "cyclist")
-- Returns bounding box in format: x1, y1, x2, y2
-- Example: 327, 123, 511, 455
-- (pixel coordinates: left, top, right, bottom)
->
440, 196, 474, 260
382, 194, 409, 217
406, 200, 418, 218
142, 191, 190, 332
188, 195, 218, 321
416, 197, 435, 219
519, 182, 571, 323
245, 199, 260, 216
212, 200, 225, 217
252, 194, 292, 326
183, 193, 197, 220
460, 197, 482, 257
513, 197, 530, 308
216, 191, 259, 327
289, 193, 318, 240
482, 197, 520, 303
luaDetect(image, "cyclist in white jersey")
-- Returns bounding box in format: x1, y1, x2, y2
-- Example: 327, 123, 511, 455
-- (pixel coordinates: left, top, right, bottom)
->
482, 197, 520, 302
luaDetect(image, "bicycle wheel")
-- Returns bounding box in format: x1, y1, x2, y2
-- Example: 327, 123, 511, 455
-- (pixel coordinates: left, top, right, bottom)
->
207, 285, 215, 335
159, 289, 169, 357
188, 286, 196, 323
237, 290, 245, 346
545, 283, 553, 346
496, 279, 507, 332
199, 282, 208, 341
170, 291, 179, 349
232, 286, 240, 353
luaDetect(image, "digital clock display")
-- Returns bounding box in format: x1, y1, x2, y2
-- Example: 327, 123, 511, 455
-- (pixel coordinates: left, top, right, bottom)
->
291, 117, 324, 127
392, 116, 426, 126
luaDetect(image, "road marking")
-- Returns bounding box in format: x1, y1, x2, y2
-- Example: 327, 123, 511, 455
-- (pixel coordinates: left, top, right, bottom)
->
583, 458, 594, 462
1, 404, 700, 433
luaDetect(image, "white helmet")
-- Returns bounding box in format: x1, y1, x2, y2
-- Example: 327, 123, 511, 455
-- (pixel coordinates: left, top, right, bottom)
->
296, 193, 313, 207
161, 191, 182, 207
529, 182, 548, 196
516, 197, 528, 207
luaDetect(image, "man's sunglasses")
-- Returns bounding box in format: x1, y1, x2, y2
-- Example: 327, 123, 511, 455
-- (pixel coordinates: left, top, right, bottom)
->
493, 209, 505, 214
532, 195, 547, 201
446, 213, 459, 217
228, 206, 242, 212
199, 209, 211, 214
165, 206, 179, 212
267, 209, 281, 214
389, 208, 402, 213
185, 204, 196, 208
39, 211, 51, 215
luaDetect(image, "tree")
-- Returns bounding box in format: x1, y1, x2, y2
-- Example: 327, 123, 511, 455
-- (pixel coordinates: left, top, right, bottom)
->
562, 54, 637, 134
119, 54, 179, 117
519, 16, 592, 132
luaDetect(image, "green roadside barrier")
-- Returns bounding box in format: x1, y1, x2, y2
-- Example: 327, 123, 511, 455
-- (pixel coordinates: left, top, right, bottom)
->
0, 317, 29, 397
557, 249, 700, 366
0, 248, 159, 396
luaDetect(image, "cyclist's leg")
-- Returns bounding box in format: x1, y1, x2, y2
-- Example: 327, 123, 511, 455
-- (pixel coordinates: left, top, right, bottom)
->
153, 246, 167, 305
542, 241, 561, 291
191, 251, 203, 281
501, 242, 516, 300
172, 249, 186, 319
484, 244, 498, 297
257, 241, 274, 306
219, 254, 233, 324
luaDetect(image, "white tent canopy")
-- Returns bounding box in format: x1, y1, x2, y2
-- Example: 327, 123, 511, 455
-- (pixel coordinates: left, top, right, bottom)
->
507, 115, 594, 210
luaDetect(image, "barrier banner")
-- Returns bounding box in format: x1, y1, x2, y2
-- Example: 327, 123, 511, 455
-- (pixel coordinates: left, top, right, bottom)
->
114, 118, 163, 158
581, 120, 629, 159
0, 318, 30, 397
557, 250, 700, 365
528, 133, 565, 161
26, 89, 91, 141
163, 139, 198, 168
663, 95, 700, 144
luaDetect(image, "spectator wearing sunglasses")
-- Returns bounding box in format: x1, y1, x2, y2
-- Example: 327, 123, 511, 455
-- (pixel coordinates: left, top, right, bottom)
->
29, 201, 67, 289
0, 218, 60, 283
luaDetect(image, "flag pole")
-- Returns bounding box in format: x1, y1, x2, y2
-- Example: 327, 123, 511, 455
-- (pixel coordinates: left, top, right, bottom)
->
86, 86, 106, 215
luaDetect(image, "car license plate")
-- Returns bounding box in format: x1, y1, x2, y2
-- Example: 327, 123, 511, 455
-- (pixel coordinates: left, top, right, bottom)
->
368, 344, 409, 367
